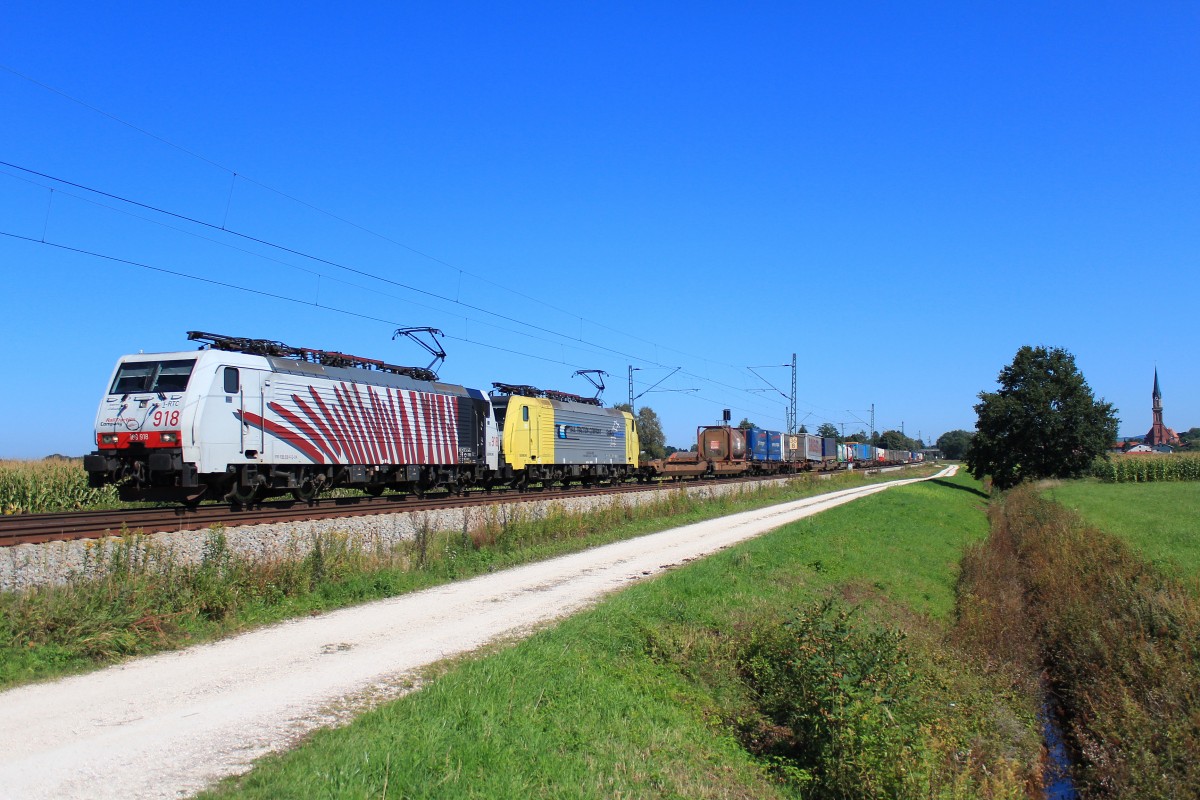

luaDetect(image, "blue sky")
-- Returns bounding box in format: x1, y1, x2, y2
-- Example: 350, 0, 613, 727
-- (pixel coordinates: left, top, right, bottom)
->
1, 3, 1196, 458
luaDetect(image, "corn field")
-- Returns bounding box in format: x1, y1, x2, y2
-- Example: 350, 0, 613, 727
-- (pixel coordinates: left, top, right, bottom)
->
1092, 454, 1200, 483
0, 459, 121, 514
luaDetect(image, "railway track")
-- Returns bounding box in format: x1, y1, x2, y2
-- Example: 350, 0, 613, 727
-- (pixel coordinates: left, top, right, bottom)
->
0, 474, 809, 548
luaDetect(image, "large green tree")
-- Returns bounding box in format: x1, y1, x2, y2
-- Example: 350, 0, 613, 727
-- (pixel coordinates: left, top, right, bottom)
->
936, 430, 974, 460
966, 346, 1118, 489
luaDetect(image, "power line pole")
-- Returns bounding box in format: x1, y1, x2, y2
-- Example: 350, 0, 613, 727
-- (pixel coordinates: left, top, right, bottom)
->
789, 352, 797, 434
627, 365, 634, 411
870, 403, 875, 442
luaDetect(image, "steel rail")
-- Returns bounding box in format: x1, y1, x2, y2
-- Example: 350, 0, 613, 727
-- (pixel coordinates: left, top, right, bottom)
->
0, 474, 803, 548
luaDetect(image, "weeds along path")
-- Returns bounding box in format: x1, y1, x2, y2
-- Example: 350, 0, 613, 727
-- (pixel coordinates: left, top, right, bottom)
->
0, 465, 957, 800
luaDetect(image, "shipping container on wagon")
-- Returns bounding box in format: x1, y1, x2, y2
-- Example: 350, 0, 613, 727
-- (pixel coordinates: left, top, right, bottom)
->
821, 437, 837, 458
700, 425, 747, 462
781, 433, 803, 463
767, 431, 782, 461
745, 428, 771, 461
799, 433, 823, 461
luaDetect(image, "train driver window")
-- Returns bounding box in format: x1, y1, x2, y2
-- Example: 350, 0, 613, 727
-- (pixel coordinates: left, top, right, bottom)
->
223, 367, 239, 394
522, 406, 529, 422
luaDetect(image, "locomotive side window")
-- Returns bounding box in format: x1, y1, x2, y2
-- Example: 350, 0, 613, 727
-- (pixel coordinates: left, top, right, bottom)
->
522, 406, 529, 422
223, 367, 240, 394
110, 359, 196, 394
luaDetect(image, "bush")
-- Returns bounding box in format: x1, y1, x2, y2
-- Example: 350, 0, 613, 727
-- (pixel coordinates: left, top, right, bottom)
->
739, 600, 925, 797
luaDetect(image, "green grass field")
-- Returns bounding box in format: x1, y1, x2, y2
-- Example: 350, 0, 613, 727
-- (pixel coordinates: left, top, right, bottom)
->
203, 469, 1038, 799
1043, 480, 1200, 580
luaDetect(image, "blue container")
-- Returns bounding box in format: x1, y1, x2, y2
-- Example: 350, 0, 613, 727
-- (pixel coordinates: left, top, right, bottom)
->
746, 428, 783, 461
821, 437, 837, 457
745, 428, 770, 461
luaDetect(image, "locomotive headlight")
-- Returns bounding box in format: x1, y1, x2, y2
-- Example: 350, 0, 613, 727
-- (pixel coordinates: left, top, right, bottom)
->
160, 432, 179, 444
99, 433, 119, 445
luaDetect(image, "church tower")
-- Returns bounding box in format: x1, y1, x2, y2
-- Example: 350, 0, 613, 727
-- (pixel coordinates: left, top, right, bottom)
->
1144, 368, 1180, 447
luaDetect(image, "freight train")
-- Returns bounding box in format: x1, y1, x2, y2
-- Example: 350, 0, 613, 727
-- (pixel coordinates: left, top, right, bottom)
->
83, 332, 920, 504
641, 424, 920, 480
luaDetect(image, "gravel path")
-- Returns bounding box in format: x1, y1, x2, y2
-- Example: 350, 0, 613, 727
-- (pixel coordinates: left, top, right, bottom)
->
0, 466, 955, 799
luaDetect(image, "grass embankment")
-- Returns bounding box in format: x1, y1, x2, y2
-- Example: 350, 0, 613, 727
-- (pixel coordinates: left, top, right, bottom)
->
0, 466, 938, 688
204, 470, 1041, 799
1045, 480, 1200, 580
966, 485, 1200, 797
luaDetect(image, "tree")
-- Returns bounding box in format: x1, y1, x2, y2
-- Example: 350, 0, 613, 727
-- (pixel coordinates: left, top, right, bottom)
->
966, 346, 1118, 490
846, 429, 869, 442
1178, 428, 1200, 450
936, 430, 973, 460
878, 429, 919, 451
737, 418, 756, 430
816, 422, 841, 441
798, 424, 808, 434
615, 404, 667, 459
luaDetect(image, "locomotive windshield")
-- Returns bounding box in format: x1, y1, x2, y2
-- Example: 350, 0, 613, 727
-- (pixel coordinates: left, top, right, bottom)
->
109, 359, 196, 395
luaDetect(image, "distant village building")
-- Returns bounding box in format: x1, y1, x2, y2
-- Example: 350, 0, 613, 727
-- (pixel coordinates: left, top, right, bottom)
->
1144, 368, 1181, 447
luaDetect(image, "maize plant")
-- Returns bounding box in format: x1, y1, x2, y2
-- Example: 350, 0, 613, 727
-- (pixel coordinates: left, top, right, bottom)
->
1093, 454, 1200, 483
0, 459, 121, 514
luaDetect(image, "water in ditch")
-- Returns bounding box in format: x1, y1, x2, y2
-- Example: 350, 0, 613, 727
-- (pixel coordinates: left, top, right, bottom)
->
1040, 684, 1079, 800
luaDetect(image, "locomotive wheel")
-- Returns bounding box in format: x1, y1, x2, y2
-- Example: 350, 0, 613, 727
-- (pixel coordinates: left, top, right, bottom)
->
292, 479, 320, 503
365, 484, 385, 497
181, 485, 209, 509
226, 482, 261, 505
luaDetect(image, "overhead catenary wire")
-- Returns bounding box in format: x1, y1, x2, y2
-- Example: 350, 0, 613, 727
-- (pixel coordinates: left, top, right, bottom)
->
0, 70, 835, 422
0, 162, 682, 368
2, 64, 883, 427
0, 160, 792, 415
0, 62, 756, 374
0, 229, 789, 422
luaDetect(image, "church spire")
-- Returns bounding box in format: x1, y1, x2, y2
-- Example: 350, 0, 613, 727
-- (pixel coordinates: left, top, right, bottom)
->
1145, 367, 1177, 447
